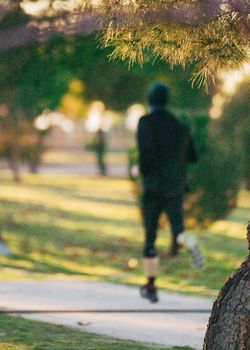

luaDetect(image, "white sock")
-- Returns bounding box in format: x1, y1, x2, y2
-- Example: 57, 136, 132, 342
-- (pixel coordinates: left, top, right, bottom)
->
177, 232, 185, 245
177, 232, 196, 249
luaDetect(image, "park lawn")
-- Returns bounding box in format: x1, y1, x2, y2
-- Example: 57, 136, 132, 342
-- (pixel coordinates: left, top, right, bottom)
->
0, 173, 249, 296
0, 314, 193, 350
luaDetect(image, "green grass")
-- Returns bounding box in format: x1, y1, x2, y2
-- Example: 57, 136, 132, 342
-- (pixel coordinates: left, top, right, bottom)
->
0, 173, 249, 296
0, 314, 194, 350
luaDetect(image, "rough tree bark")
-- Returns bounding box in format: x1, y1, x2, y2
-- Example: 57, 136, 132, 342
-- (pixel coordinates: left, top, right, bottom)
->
203, 224, 250, 349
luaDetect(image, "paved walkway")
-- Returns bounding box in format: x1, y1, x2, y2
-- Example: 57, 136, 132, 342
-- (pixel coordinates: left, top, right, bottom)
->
0, 279, 214, 349
39, 163, 127, 177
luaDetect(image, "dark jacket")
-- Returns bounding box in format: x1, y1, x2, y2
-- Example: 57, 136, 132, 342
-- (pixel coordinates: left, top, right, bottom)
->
137, 109, 197, 197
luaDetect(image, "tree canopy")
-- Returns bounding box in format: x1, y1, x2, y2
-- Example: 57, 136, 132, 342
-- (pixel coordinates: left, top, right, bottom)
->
76, 0, 250, 88
0, 1, 249, 89
0, 3, 70, 120
64, 35, 211, 111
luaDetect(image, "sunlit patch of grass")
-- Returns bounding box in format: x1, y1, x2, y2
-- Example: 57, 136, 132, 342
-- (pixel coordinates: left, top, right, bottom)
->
237, 189, 250, 209
0, 173, 249, 296
209, 220, 247, 237
42, 150, 128, 166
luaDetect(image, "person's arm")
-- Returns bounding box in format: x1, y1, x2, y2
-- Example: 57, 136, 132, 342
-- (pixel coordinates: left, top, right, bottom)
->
137, 117, 156, 176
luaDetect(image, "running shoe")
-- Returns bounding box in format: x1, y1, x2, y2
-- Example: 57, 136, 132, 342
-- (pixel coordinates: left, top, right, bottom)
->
177, 234, 204, 268
140, 284, 158, 303
189, 243, 204, 268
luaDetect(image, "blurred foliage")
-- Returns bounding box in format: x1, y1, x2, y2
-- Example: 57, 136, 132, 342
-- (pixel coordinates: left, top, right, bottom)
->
0, 0, 248, 205
186, 128, 242, 227
0, 112, 48, 180
76, 0, 250, 89
65, 35, 211, 111
128, 114, 243, 227
216, 80, 250, 189
0, 1, 211, 180
1, 1, 249, 90
59, 79, 88, 118
181, 114, 243, 226
16, 38, 71, 119
0, 4, 70, 178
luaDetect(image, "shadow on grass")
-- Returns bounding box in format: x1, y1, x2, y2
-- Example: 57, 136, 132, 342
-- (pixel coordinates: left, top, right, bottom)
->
0, 198, 138, 228
0, 176, 249, 295
0, 256, 95, 277
226, 207, 250, 223
24, 178, 137, 206
0, 198, 141, 277
31, 183, 136, 207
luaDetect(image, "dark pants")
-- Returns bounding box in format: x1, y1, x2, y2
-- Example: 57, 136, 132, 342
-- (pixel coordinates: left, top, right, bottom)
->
142, 192, 184, 257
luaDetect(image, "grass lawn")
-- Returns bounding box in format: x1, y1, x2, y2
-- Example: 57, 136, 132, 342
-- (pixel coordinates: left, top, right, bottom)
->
0, 314, 193, 350
0, 173, 249, 296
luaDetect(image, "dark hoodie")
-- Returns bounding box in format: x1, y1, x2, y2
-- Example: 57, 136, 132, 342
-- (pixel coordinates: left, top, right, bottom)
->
137, 83, 197, 197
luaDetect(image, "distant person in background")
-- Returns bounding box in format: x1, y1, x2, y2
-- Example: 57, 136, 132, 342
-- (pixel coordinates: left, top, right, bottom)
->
137, 82, 203, 303
95, 128, 106, 176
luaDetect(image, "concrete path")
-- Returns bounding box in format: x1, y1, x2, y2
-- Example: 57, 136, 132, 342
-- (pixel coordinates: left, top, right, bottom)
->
0, 280, 214, 349
0, 159, 128, 177
39, 163, 127, 177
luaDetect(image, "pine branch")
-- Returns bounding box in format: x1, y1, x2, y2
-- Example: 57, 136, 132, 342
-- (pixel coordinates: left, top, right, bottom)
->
85, 0, 249, 88
0, 0, 249, 88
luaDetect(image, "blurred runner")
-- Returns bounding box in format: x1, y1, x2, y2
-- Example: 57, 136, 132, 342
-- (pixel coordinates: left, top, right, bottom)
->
137, 82, 203, 303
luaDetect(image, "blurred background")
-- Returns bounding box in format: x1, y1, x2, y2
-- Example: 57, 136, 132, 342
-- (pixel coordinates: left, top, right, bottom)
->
0, 0, 249, 296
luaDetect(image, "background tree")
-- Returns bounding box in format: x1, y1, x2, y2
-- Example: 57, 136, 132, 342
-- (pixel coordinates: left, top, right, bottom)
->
217, 79, 250, 190
0, 2, 72, 178
77, 0, 250, 89
0, 0, 32, 180
1, 1, 248, 90
182, 113, 243, 227
63, 34, 211, 111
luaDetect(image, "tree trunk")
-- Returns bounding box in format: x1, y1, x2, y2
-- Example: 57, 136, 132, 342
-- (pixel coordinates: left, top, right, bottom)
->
203, 224, 250, 349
